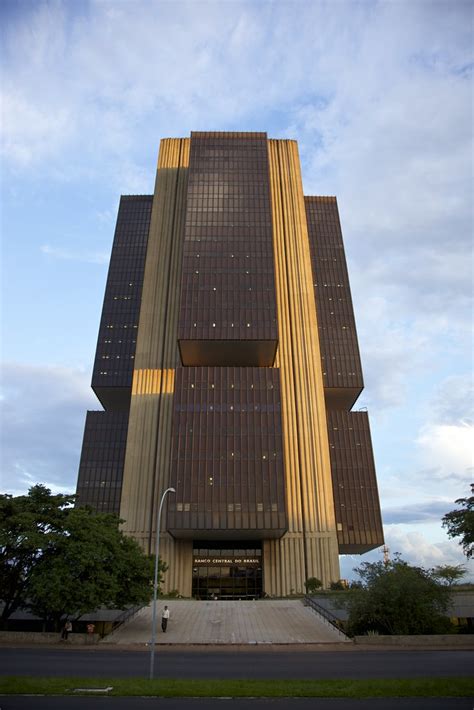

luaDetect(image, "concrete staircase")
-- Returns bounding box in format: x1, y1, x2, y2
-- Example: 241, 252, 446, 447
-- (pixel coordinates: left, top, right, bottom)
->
101, 599, 351, 645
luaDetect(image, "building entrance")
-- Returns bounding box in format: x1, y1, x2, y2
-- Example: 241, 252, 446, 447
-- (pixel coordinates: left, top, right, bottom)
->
192, 541, 263, 600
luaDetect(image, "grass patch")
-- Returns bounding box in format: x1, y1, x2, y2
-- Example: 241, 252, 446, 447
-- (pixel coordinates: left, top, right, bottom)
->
0, 677, 473, 697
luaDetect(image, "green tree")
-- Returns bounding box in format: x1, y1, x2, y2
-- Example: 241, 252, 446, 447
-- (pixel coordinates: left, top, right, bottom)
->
27, 507, 160, 628
442, 485, 474, 559
345, 556, 451, 636
0, 486, 163, 628
0, 485, 74, 623
431, 564, 467, 586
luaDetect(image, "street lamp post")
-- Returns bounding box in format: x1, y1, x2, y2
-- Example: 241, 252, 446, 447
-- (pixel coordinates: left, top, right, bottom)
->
149, 486, 175, 681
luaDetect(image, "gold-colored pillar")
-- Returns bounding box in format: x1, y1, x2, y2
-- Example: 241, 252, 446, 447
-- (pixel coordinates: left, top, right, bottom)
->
266, 139, 340, 593
119, 139, 192, 595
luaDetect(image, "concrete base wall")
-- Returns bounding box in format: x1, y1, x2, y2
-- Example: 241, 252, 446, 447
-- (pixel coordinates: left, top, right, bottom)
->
355, 634, 474, 647
0, 632, 99, 645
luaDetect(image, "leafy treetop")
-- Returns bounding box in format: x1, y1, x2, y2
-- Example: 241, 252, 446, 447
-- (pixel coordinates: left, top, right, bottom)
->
442, 485, 474, 560
0, 485, 164, 628
431, 564, 467, 586
344, 555, 451, 636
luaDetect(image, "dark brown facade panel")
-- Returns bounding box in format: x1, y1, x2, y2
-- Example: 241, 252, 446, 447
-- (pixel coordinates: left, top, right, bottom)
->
191, 131, 267, 139
167, 367, 287, 539
76, 410, 129, 515
92, 195, 152, 408
305, 197, 363, 407
327, 410, 384, 553
177, 134, 277, 364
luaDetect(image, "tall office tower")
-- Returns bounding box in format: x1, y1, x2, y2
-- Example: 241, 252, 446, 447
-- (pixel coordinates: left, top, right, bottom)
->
76, 132, 383, 597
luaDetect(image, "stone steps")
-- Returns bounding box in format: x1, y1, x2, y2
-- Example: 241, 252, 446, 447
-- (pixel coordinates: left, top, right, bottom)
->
101, 599, 350, 645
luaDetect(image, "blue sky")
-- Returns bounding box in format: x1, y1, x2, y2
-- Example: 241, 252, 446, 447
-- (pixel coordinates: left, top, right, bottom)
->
1, 0, 473, 580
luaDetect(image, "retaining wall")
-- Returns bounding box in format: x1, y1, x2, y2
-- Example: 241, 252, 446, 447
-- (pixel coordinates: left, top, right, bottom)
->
355, 634, 474, 647
0, 632, 99, 645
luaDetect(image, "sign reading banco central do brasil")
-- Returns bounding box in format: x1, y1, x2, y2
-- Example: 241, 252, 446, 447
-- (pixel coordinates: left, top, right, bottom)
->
193, 557, 261, 566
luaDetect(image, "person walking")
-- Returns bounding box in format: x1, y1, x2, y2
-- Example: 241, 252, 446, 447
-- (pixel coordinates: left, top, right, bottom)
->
161, 605, 170, 633
61, 620, 72, 641
86, 623, 95, 643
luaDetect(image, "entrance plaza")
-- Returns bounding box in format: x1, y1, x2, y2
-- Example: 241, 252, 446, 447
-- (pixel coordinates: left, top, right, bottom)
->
100, 600, 349, 645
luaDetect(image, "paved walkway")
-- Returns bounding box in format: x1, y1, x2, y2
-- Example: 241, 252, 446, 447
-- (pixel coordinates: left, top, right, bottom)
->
101, 600, 349, 645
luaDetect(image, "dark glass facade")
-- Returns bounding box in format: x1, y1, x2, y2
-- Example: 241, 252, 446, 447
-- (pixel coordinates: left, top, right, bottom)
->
306, 195, 383, 553
327, 410, 383, 552
178, 132, 278, 366
92, 195, 152, 410
192, 541, 262, 599
167, 366, 287, 538
76, 196, 151, 512
76, 411, 129, 514
305, 196, 363, 409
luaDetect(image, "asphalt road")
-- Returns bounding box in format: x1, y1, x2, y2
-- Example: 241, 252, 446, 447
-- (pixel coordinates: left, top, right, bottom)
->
0, 647, 473, 680
0, 697, 472, 710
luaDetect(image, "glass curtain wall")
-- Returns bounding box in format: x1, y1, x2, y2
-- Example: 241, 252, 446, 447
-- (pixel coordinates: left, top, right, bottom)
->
192, 541, 262, 599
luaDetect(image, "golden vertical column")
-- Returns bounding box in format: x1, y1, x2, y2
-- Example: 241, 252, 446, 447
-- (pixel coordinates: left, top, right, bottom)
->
266, 139, 340, 593
120, 138, 192, 595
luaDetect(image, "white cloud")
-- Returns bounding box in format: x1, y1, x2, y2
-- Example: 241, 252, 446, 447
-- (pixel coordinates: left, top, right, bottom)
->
3, 1, 471, 182
1, 92, 73, 168
95, 209, 115, 225
372, 373, 473, 522
385, 526, 473, 577
0, 362, 99, 495
408, 374, 474, 488
431, 375, 474, 425
359, 374, 473, 588
5, 466, 75, 499
355, 306, 431, 409
382, 499, 456, 525
40, 244, 109, 264
341, 526, 473, 582
416, 421, 474, 483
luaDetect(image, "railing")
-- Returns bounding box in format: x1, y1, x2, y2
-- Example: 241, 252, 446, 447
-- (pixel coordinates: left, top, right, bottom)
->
108, 605, 143, 635
304, 596, 349, 639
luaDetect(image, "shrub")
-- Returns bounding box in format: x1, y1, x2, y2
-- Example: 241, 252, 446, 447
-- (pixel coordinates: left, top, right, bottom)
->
305, 577, 323, 594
